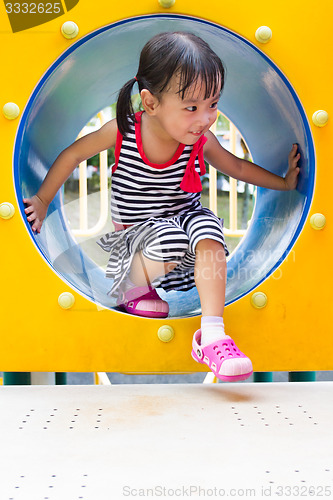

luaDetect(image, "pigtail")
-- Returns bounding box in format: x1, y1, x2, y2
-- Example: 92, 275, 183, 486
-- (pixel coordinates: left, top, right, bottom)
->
116, 78, 137, 136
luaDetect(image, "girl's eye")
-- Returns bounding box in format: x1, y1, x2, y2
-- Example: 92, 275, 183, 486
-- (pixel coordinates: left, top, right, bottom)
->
210, 102, 218, 109
186, 106, 197, 112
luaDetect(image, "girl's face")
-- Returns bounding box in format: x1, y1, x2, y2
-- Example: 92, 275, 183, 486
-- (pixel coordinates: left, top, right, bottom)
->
153, 77, 221, 146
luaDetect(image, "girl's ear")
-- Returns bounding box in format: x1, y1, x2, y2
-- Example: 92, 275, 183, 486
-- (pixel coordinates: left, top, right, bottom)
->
140, 89, 160, 115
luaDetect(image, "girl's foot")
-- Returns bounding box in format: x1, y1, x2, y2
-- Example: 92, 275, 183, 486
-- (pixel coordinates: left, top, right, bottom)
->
191, 329, 253, 382
117, 282, 169, 318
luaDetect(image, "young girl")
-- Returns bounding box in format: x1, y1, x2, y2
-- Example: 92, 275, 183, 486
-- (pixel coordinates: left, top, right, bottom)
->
24, 32, 300, 382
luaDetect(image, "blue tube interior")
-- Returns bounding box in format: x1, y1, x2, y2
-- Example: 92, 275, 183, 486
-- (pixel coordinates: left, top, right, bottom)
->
14, 15, 315, 318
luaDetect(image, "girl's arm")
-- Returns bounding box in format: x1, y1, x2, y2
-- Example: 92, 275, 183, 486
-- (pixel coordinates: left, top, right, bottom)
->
203, 131, 300, 191
24, 118, 118, 233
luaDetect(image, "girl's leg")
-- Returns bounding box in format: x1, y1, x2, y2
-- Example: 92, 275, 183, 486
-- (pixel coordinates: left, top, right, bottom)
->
194, 238, 226, 318
194, 238, 227, 345
118, 221, 188, 317
118, 252, 178, 317
193, 238, 253, 381
129, 251, 178, 287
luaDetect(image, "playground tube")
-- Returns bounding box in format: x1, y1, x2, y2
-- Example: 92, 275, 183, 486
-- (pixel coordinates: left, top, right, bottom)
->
14, 15, 315, 318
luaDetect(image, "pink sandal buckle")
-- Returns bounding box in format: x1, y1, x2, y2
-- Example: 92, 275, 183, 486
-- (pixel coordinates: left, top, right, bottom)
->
117, 284, 169, 318
191, 329, 253, 382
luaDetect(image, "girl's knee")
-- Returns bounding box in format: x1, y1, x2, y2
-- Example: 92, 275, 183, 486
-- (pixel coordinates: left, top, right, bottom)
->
197, 238, 223, 248
196, 238, 224, 250
195, 238, 227, 262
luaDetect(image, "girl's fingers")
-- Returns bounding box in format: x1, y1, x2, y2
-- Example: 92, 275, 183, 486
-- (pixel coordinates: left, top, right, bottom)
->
23, 197, 44, 232
31, 220, 40, 232
289, 144, 299, 158
24, 205, 34, 214
27, 211, 36, 222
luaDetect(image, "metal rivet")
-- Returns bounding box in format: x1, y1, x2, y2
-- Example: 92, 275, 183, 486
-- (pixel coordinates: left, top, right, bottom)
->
158, 0, 175, 7
255, 26, 272, 43
58, 292, 75, 309
251, 292, 268, 309
2, 102, 20, 120
157, 325, 175, 342
0, 202, 15, 219
312, 110, 329, 127
310, 213, 326, 230
61, 21, 79, 39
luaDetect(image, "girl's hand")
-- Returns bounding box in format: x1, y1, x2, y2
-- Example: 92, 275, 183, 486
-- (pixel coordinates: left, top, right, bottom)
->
23, 195, 49, 233
284, 144, 301, 190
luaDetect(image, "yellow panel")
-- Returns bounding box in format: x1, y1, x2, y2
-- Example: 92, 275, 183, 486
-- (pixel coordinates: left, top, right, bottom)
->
0, 0, 332, 373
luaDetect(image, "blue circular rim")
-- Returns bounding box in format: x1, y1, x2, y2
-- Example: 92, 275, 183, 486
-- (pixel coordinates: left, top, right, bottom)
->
13, 13, 315, 306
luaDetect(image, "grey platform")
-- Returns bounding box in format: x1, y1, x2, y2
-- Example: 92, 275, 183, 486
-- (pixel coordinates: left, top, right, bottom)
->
1, 382, 332, 499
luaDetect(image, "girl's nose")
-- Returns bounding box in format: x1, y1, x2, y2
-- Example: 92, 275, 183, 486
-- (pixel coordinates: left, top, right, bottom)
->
196, 110, 208, 125
198, 110, 215, 128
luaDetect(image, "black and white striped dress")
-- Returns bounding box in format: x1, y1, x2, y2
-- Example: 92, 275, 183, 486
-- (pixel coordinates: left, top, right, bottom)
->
97, 112, 228, 297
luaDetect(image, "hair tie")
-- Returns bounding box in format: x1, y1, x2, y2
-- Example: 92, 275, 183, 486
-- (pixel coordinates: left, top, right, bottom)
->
134, 76, 138, 81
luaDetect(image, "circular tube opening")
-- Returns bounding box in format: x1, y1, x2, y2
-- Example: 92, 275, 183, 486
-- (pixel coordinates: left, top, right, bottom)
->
14, 15, 315, 318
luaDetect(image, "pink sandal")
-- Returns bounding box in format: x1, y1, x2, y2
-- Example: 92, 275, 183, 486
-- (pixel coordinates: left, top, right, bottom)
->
117, 283, 169, 318
191, 329, 253, 382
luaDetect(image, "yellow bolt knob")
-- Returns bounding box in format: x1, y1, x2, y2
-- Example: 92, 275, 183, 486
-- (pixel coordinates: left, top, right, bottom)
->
158, 0, 175, 7
61, 21, 79, 39
157, 325, 175, 342
58, 292, 75, 309
255, 26, 272, 43
0, 202, 15, 219
310, 213, 326, 230
312, 110, 329, 127
251, 292, 268, 309
2, 102, 20, 120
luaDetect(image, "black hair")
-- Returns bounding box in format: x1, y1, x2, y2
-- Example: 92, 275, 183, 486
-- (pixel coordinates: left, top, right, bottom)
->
116, 31, 225, 136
